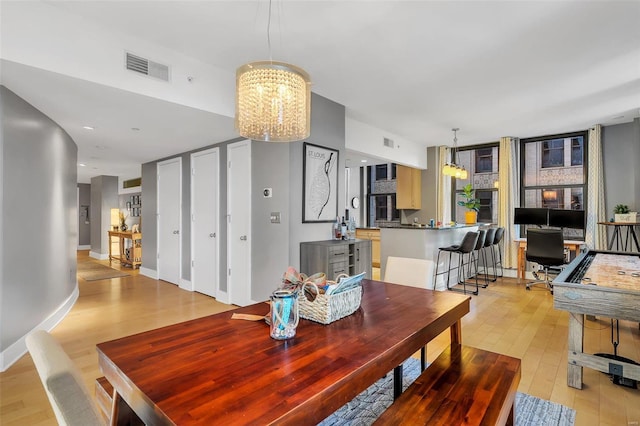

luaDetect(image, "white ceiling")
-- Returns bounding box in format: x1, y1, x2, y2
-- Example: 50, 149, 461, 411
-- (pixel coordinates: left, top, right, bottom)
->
2, 1, 639, 183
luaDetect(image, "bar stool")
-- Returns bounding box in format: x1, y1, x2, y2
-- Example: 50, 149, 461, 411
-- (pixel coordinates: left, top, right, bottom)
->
434, 231, 480, 295
471, 229, 489, 288
492, 227, 505, 278
480, 227, 497, 282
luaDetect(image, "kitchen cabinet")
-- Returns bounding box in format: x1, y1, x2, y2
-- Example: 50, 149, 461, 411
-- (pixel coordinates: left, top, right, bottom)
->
355, 228, 381, 267
396, 165, 422, 209
300, 240, 372, 280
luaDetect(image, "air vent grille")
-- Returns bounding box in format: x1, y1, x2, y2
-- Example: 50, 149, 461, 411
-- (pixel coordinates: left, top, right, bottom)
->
383, 137, 394, 148
125, 52, 170, 82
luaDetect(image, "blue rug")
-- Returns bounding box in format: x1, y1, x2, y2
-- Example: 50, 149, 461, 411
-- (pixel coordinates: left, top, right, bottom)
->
318, 357, 575, 425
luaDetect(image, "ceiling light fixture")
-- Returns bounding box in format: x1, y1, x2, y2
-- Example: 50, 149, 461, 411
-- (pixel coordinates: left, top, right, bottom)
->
442, 128, 468, 179
82, 126, 94, 130
235, 0, 311, 142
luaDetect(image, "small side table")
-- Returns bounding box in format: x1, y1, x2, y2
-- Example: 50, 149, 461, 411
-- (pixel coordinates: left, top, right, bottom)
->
598, 222, 640, 252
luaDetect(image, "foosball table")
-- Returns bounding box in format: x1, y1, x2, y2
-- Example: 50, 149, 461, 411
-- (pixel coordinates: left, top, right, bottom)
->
553, 250, 640, 389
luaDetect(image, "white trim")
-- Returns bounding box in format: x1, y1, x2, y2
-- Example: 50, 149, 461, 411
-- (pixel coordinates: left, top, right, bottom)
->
180, 278, 193, 291
140, 267, 158, 279
89, 250, 108, 260
77, 245, 91, 250
0, 285, 79, 372
216, 289, 230, 305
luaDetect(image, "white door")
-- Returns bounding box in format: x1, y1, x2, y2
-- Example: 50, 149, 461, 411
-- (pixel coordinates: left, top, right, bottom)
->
227, 140, 252, 306
157, 157, 182, 285
191, 148, 219, 298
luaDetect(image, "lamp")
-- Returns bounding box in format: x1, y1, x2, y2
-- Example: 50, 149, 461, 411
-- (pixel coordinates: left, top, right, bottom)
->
235, 1, 311, 142
442, 128, 468, 179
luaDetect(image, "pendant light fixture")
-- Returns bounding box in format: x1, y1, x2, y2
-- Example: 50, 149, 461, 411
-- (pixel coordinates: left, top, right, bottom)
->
235, 1, 311, 142
442, 128, 468, 179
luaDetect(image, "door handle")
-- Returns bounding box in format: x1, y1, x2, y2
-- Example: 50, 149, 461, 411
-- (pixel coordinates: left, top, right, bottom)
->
240, 235, 247, 241
173, 230, 179, 235
210, 233, 216, 238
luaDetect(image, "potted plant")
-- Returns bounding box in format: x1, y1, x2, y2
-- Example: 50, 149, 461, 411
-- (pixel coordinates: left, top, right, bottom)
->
458, 183, 480, 224
613, 204, 637, 223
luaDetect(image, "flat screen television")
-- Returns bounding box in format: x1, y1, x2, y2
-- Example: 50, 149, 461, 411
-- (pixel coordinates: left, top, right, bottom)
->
514, 207, 548, 226
548, 209, 585, 229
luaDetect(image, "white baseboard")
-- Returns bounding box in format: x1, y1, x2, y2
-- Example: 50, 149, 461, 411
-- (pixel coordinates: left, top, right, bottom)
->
77, 245, 91, 250
140, 267, 158, 279
180, 279, 193, 291
0, 285, 79, 372
216, 289, 230, 304
89, 251, 108, 260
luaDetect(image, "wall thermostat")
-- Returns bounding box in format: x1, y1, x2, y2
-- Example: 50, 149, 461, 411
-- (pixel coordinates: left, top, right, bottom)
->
263, 188, 272, 198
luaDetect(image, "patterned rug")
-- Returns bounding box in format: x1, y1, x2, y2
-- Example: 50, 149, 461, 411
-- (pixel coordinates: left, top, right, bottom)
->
77, 261, 130, 281
318, 357, 575, 426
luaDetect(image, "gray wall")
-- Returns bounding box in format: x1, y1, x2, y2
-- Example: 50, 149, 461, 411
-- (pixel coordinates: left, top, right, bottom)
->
140, 93, 345, 302
78, 183, 91, 246
1, 86, 77, 352
288, 94, 347, 274
602, 119, 640, 215
90, 175, 118, 255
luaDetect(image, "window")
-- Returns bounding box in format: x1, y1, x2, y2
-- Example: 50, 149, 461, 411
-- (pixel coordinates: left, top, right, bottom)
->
542, 139, 564, 168
375, 164, 388, 181
521, 131, 587, 239
571, 138, 583, 166
477, 190, 493, 222
475, 148, 493, 173
453, 144, 499, 224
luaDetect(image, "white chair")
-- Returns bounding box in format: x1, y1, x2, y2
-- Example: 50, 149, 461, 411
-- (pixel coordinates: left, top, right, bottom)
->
384, 256, 435, 371
25, 330, 106, 426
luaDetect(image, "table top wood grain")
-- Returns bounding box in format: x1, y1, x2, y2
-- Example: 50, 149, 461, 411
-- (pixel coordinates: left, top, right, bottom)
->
97, 280, 470, 425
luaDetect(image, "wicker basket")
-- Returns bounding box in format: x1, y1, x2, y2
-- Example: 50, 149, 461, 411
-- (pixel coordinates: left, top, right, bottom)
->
298, 284, 363, 325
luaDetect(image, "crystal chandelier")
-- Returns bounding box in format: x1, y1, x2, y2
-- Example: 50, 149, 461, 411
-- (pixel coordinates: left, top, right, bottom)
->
442, 128, 468, 179
235, 1, 311, 142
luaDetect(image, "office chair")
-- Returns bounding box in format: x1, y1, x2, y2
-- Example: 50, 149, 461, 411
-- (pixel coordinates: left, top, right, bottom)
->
384, 256, 435, 371
525, 228, 565, 294
26, 330, 106, 426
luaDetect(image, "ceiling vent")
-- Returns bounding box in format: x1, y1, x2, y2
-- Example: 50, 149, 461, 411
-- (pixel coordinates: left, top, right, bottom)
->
383, 137, 394, 148
125, 52, 170, 82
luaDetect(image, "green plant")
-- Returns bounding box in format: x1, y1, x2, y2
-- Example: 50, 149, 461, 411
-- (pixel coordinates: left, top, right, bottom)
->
457, 183, 480, 212
614, 204, 630, 214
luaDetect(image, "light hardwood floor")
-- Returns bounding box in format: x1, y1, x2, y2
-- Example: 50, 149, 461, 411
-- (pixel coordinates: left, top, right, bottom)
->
1, 253, 639, 425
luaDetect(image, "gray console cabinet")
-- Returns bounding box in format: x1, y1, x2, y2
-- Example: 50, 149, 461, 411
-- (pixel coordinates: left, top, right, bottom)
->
300, 239, 372, 280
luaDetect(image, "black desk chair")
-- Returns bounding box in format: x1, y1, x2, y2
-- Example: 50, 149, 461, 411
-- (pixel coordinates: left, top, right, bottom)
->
525, 228, 565, 294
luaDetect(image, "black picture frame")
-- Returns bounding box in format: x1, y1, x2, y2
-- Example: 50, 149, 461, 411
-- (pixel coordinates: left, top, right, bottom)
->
302, 142, 339, 223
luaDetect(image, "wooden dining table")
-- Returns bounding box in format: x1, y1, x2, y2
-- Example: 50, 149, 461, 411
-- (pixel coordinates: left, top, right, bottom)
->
97, 279, 470, 425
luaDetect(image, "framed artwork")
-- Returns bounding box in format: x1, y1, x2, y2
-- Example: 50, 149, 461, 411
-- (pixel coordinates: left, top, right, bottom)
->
303, 142, 339, 223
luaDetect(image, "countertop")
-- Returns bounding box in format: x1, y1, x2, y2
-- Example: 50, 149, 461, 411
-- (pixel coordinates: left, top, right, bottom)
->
360, 223, 489, 231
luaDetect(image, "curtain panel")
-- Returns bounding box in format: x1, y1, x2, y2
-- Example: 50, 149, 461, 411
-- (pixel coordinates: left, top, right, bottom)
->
498, 137, 519, 269
586, 124, 607, 250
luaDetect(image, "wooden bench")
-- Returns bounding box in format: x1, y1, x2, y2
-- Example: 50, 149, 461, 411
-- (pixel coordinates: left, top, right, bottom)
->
95, 376, 113, 420
375, 344, 521, 426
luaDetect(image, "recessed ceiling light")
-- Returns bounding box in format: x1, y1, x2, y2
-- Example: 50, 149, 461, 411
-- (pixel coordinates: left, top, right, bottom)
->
78, 163, 86, 167
82, 126, 94, 130
613, 115, 625, 120
131, 127, 140, 131
361, 159, 368, 163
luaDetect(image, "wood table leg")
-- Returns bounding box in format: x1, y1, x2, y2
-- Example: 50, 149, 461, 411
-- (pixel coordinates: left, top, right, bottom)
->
567, 313, 584, 389
517, 244, 525, 279
393, 365, 403, 400
450, 320, 462, 344
110, 390, 144, 426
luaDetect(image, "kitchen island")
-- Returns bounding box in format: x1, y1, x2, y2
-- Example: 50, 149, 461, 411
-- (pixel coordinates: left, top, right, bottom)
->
380, 224, 485, 290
